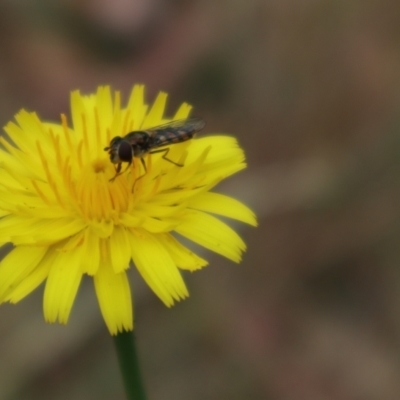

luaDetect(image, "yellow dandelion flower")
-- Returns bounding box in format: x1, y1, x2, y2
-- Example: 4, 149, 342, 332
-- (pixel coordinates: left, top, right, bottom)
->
0, 85, 256, 334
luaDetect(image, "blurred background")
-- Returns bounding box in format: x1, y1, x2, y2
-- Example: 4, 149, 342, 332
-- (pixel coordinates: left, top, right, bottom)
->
1, 0, 400, 399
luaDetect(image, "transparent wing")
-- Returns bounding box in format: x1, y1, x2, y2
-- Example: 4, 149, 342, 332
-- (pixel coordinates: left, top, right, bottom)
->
144, 117, 205, 133
147, 117, 206, 147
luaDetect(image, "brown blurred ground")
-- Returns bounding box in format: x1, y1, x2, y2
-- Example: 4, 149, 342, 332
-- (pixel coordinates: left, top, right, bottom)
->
1, 1, 400, 399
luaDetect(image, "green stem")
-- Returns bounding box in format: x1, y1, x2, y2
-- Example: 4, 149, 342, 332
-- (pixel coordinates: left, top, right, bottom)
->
113, 331, 147, 400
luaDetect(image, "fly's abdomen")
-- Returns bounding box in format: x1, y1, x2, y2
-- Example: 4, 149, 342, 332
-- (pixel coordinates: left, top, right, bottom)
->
152, 130, 192, 146
151, 118, 206, 147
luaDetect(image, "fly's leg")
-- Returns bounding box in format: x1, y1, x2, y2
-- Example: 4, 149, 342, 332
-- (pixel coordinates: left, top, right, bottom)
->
131, 150, 184, 192
149, 148, 184, 167
109, 162, 122, 182
140, 157, 148, 173
109, 161, 133, 182
132, 158, 148, 192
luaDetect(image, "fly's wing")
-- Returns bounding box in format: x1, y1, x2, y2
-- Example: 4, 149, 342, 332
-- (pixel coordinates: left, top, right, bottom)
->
147, 117, 206, 147
143, 117, 205, 132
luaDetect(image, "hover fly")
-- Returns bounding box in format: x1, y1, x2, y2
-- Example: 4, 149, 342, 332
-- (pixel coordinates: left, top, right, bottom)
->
104, 117, 206, 181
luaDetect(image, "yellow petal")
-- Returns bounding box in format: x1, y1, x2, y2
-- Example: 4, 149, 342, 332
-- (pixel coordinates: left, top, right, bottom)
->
189, 192, 257, 226
137, 203, 185, 219
0, 133, 44, 180
140, 215, 178, 233
164, 145, 211, 189
0, 147, 28, 178
150, 185, 210, 205
0, 246, 47, 301
43, 244, 84, 324
186, 136, 243, 163
175, 210, 246, 263
96, 86, 113, 137
142, 92, 168, 127
172, 102, 192, 120
6, 249, 57, 303
130, 229, 188, 306
0, 216, 86, 246
158, 233, 208, 271
109, 227, 132, 273
70, 90, 87, 140
28, 218, 86, 245
94, 262, 133, 335
13, 110, 51, 150
81, 228, 100, 275
127, 85, 148, 129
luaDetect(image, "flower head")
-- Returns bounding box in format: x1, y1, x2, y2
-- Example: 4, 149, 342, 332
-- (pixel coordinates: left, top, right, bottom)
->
0, 85, 256, 334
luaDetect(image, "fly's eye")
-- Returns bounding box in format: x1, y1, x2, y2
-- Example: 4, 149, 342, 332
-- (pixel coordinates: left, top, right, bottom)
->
118, 141, 133, 162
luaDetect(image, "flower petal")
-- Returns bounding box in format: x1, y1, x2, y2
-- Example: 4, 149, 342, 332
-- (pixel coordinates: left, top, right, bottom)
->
70, 90, 87, 140
187, 136, 247, 182
109, 227, 132, 273
189, 192, 257, 226
12, 111, 51, 152
0, 216, 86, 246
81, 228, 100, 275
0, 246, 47, 301
142, 92, 168, 127
130, 229, 188, 306
6, 249, 57, 303
175, 210, 246, 263
94, 262, 133, 335
172, 102, 192, 120
43, 244, 84, 324
158, 233, 208, 271
96, 86, 114, 138
138, 213, 179, 233
127, 84, 148, 129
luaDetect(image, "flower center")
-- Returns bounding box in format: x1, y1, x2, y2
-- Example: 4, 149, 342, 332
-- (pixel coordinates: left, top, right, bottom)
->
74, 159, 132, 222
92, 159, 108, 174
